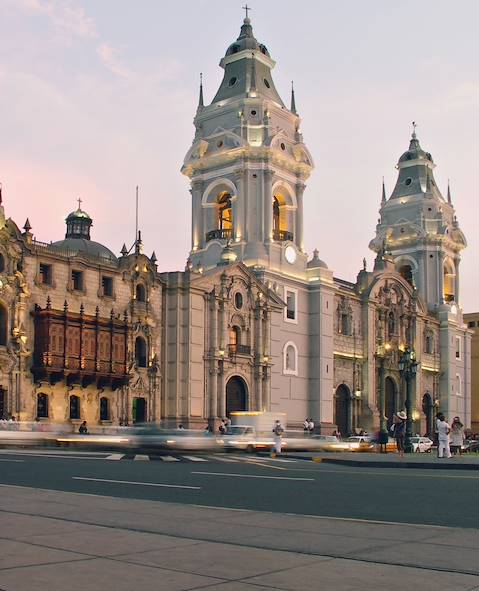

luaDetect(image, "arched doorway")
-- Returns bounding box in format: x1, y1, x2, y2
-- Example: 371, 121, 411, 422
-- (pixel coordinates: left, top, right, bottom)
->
385, 377, 397, 430
226, 376, 248, 416
0, 388, 5, 419
133, 397, 147, 423
334, 384, 351, 437
422, 393, 434, 437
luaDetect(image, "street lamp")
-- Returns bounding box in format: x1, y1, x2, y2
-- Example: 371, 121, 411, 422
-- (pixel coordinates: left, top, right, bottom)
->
398, 347, 418, 453
375, 342, 392, 452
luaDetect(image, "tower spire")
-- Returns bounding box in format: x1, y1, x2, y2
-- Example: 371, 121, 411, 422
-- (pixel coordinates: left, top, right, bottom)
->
290, 81, 297, 114
381, 177, 386, 204
447, 179, 452, 204
412, 120, 418, 140
0, 182, 2, 206
198, 72, 204, 110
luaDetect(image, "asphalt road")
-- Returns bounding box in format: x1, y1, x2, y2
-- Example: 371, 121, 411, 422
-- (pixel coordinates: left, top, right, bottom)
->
1, 448, 478, 529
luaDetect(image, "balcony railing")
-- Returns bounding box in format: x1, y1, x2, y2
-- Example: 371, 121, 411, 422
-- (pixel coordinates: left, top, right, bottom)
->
273, 229, 293, 242
228, 344, 252, 356
206, 228, 233, 242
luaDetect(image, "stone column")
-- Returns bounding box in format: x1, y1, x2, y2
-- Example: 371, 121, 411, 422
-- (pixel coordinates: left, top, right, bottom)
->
253, 297, 263, 410
263, 169, 273, 243
234, 170, 245, 242
454, 258, 460, 303
262, 306, 271, 411
295, 181, 305, 252
208, 293, 218, 420
438, 251, 445, 304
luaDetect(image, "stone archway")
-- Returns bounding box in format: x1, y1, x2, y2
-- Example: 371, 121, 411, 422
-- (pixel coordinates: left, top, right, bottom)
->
334, 384, 351, 437
385, 377, 397, 430
226, 376, 248, 416
132, 397, 147, 423
422, 393, 434, 437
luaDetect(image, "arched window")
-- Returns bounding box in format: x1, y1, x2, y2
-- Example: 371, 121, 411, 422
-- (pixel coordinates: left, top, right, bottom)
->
69, 395, 80, 420
399, 264, 413, 286
0, 254, 5, 273
0, 304, 7, 346
234, 292, 243, 309
387, 312, 396, 338
136, 284, 146, 302
37, 393, 48, 419
218, 192, 232, 237
100, 397, 109, 421
229, 325, 241, 353
443, 260, 455, 302
283, 342, 298, 375
272, 194, 292, 241
135, 336, 147, 368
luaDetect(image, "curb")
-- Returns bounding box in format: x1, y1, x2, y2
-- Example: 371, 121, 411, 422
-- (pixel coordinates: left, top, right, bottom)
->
314, 457, 479, 470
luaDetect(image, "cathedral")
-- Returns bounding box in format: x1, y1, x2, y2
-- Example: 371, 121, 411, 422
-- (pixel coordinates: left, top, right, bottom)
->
0, 15, 471, 436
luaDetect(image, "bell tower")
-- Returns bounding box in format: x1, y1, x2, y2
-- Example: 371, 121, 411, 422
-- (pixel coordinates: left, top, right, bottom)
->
369, 127, 467, 312
182, 13, 313, 277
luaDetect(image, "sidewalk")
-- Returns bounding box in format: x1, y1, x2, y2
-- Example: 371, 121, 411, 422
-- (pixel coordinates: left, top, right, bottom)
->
1, 484, 479, 591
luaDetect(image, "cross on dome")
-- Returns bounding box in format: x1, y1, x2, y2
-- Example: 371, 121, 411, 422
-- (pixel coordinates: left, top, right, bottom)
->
242, 4, 251, 19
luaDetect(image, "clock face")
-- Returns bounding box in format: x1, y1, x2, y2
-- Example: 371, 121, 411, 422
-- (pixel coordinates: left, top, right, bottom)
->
284, 245, 297, 264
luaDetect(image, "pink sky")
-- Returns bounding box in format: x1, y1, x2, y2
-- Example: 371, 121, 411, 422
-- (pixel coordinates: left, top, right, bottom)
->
1, 0, 478, 311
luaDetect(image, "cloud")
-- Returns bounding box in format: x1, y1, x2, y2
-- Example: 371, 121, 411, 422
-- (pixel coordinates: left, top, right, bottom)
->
16, 0, 97, 38
96, 43, 131, 79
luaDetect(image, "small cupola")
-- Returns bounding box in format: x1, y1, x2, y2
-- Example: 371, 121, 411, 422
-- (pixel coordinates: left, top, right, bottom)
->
65, 199, 92, 239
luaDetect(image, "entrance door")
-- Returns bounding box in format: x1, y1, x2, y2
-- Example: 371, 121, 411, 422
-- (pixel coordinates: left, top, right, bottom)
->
0, 388, 5, 419
226, 376, 248, 416
385, 377, 397, 430
133, 397, 147, 423
334, 385, 350, 436
422, 393, 434, 437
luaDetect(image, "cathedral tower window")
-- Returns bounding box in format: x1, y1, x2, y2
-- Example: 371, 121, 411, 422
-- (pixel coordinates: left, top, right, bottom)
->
37, 393, 49, 419
229, 325, 241, 353
39, 263, 52, 285
102, 276, 113, 297
399, 264, 413, 286
135, 336, 147, 368
272, 194, 293, 242
100, 397, 110, 421
135, 284, 146, 302
443, 260, 455, 302
283, 341, 298, 375
0, 304, 7, 346
284, 288, 297, 323
71, 270, 83, 292
69, 395, 80, 420
206, 192, 233, 242
234, 292, 243, 309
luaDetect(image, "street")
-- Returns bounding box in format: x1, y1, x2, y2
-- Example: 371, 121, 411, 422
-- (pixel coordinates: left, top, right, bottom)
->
1, 449, 479, 529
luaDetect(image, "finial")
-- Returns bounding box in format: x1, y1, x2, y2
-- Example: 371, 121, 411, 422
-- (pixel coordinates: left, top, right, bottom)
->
381, 177, 386, 204
23, 218, 32, 232
313, 248, 319, 259
120, 243, 128, 256
46, 296, 52, 310
63, 300, 69, 313
77, 197, 82, 210
80, 303, 84, 316
411, 121, 418, 140
198, 72, 204, 109
151, 250, 157, 264
290, 81, 297, 114
447, 179, 452, 204
0, 182, 3, 206
363, 257, 367, 271
242, 4, 251, 20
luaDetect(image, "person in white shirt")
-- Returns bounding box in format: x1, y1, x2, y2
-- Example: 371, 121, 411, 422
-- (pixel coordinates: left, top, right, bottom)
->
436, 413, 452, 458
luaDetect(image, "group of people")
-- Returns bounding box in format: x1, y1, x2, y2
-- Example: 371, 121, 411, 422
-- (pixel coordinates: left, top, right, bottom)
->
390, 410, 466, 458
302, 418, 315, 435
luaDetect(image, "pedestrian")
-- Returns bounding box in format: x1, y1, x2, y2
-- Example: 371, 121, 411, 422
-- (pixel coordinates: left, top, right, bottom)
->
271, 419, 284, 457
178, 423, 185, 430
303, 418, 309, 434
218, 421, 226, 435
436, 413, 452, 458
78, 421, 88, 435
450, 416, 465, 456
392, 411, 407, 458
333, 429, 341, 439
308, 418, 315, 435
204, 423, 213, 434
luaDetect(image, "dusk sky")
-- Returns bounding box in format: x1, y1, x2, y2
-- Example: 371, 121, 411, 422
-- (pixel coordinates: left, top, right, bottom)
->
1, 0, 477, 310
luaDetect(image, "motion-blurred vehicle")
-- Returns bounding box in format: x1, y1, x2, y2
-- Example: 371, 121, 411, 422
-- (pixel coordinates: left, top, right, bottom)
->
0, 421, 61, 446
310, 434, 350, 452
346, 435, 374, 452
129, 425, 220, 452
410, 436, 433, 453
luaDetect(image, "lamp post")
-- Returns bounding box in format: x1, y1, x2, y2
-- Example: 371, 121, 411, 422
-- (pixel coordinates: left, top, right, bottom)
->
398, 347, 418, 454
375, 342, 391, 452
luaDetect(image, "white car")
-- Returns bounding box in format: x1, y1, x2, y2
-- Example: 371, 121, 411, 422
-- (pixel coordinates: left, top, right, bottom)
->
410, 436, 433, 453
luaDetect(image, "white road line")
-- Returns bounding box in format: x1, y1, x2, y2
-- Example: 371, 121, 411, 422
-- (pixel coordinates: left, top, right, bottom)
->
0, 452, 106, 460
210, 455, 239, 463
191, 471, 314, 481
134, 454, 150, 461
160, 455, 180, 462
106, 454, 124, 461
72, 476, 201, 490
0, 458, 25, 462
0, 449, 107, 456
182, 455, 207, 462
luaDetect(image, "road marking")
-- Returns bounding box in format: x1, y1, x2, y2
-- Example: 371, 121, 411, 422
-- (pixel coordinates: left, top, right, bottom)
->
160, 455, 180, 462
182, 455, 208, 462
210, 455, 238, 463
245, 460, 287, 471
312, 467, 479, 479
134, 454, 150, 461
191, 471, 314, 481
106, 454, 124, 461
0, 449, 106, 456
72, 477, 201, 490
0, 452, 105, 460
0, 458, 25, 462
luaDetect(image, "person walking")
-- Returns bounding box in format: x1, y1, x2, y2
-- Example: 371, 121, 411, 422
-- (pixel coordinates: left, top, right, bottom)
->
450, 416, 465, 456
436, 413, 452, 458
392, 411, 407, 458
271, 419, 284, 458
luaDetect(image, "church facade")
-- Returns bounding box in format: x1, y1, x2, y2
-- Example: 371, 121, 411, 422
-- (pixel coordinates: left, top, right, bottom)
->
0, 15, 471, 434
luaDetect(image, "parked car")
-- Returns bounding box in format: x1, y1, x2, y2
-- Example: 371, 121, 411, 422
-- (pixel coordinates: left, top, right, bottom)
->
409, 436, 433, 453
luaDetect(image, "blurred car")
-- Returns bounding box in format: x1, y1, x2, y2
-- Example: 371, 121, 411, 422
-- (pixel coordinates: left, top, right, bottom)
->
0, 421, 61, 446
409, 436, 433, 453
130, 425, 221, 452
310, 434, 350, 452
462, 439, 479, 453
346, 436, 374, 452
220, 425, 274, 453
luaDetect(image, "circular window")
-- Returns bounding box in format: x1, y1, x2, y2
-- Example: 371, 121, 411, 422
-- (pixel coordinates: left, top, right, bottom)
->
429, 254, 434, 258
234, 292, 243, 309
280, 142, 286, 151
217, 140, 223, 148
252, 173, 257, 178
428, 207, 432, 211
251, 109, 257, 116
263, 78, 271, 88
228, 76, 237, 87
405, 178, 412, 186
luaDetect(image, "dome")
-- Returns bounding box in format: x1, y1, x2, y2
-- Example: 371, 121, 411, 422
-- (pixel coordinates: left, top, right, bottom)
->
66, 207, 92, 222
307, 249, 328, 269
225, 17, 271, 57
398, 135, 433, 165
51, 238, 118, 263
